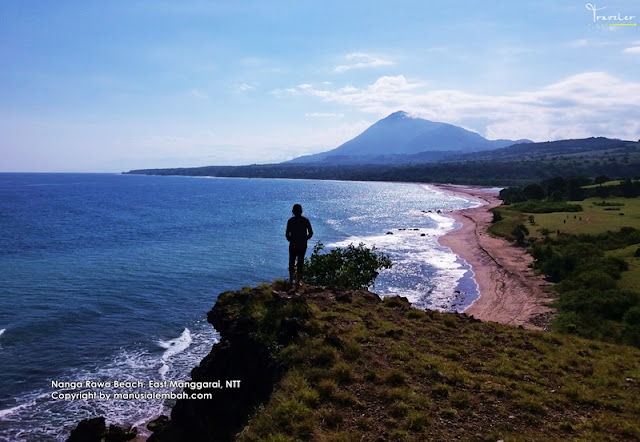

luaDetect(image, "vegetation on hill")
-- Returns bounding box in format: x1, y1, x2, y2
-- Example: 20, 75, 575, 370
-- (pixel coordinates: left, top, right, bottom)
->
500, 176, 640, 204
125, 138, 640, 187
491, 178, 640, 347
155, 282, 640, 441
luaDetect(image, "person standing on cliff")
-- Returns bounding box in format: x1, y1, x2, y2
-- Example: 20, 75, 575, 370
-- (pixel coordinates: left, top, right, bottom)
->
286, 204, 313, 288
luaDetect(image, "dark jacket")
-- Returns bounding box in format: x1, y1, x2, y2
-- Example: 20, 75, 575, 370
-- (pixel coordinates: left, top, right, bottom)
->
286, 216, 313, 250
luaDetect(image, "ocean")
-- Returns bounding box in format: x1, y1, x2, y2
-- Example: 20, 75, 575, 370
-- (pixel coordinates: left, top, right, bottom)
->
0, 173, 478, 441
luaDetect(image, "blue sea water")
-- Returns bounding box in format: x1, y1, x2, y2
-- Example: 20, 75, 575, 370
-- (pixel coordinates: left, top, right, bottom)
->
0, 173, 478, 441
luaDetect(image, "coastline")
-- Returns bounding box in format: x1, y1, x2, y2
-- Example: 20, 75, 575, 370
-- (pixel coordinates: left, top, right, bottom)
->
433, 184, 554, 330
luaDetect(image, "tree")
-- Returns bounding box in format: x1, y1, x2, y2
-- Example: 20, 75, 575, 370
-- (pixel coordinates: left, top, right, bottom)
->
523, 183, 545, 200
499, 187, 525, 204
511, 224, 530, 245
594, 175, 609, 186
620, 178, 636, 198
303, 242, 392, 290
567, 176, 590, 200
543, 177, 567, 200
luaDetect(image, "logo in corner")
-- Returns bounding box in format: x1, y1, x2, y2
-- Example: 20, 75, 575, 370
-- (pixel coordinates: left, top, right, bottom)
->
586, 3, 637, 26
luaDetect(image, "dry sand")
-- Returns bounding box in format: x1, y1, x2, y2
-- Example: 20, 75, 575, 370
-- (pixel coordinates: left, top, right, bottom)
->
434, 184, 554, 330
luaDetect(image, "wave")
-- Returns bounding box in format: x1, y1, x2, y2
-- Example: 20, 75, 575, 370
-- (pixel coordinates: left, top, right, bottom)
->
0, 325, 218, 441
326, 209, 477, 311
0, 400, 35, 420
421, 184, 484, 209
0, 329, 4, 338
158, 328, 192, 380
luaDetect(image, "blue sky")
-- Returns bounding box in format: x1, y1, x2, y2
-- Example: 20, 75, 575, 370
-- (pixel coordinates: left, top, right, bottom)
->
1, 0, 639, 172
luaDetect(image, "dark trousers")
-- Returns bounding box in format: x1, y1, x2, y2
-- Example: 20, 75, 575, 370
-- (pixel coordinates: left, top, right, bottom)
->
288, 247, 306, 278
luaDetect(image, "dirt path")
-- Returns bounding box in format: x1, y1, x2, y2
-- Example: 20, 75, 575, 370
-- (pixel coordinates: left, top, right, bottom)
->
433, 184, 554, 330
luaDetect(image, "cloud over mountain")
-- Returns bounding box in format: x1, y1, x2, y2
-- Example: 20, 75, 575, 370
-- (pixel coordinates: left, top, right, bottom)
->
289, 72, 640, 143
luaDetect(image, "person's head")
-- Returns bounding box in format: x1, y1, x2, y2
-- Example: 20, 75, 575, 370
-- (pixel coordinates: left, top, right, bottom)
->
292, 204, 303, 216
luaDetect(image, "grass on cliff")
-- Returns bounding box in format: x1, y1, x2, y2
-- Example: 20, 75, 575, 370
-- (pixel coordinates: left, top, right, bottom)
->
219, 283, 640, 442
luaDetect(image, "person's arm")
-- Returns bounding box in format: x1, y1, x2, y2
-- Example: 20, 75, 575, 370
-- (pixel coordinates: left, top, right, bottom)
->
286, 219, 291, 242
306, 219, 313, 240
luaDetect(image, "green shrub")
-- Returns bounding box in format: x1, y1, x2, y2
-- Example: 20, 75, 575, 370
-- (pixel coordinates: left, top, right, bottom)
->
303, 242, 392, 289
623, 306, 640, 346
554, 289, 638, 322
512, 224, 529, 244
510, 200, 583, 213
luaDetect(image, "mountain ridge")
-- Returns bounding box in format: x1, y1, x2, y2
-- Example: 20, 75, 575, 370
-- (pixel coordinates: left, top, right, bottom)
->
287, 111, 531, 164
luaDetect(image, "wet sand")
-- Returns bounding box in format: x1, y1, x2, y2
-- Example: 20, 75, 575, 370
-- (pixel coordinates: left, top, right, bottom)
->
434, 184, 554, 330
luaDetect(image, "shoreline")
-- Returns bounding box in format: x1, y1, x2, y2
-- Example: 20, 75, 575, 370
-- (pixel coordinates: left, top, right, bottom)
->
433, 184, 554, 330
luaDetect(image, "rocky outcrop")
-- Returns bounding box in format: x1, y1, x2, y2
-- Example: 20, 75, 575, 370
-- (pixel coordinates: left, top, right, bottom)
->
66, 416, 136, 442
149, 285, 310, 441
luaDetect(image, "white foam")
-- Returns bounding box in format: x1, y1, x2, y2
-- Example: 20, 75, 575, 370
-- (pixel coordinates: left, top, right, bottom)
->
0, 329, 5, 338
158, 328, 192, 379
325, 215, 474, 312
0, 401, 35, 419
0, 325, 218, 441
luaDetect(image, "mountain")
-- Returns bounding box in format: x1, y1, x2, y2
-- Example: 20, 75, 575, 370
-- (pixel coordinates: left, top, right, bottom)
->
446, 137, 634, 162
287, 111, 530, 164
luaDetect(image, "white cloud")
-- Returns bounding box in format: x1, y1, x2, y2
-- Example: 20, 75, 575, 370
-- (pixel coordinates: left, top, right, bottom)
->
623, 46, 640, 53
291, 72, 640, 142
236, 83, 256, 92
334, 52, 394, 73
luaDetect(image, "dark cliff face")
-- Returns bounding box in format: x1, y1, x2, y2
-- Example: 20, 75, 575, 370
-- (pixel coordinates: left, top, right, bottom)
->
150, 285, 310, 442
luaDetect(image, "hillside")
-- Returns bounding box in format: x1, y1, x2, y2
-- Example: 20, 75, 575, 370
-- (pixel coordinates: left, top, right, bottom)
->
448, 137, 640, 163
125, 138, 640, 186
287, 111, 529, 164
145, 282, 640, 442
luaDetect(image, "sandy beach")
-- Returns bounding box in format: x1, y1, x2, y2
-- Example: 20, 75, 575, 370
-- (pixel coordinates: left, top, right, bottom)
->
434, 184, 554, 330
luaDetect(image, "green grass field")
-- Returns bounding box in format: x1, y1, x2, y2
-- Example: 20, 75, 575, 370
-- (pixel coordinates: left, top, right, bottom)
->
608, 244, 640, 293
529, 197, 640, 237
487, 208, 526, 240
581, 180, 623, 189
214, 284, 640, 442
493, 196, 640, 296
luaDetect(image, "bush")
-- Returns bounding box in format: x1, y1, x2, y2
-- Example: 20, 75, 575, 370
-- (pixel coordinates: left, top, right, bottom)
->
554, 289, 639, 321
511, 224, 530, 244
623, 307, 640, 346
303, 242, 392, 290
510, 201, 583, 213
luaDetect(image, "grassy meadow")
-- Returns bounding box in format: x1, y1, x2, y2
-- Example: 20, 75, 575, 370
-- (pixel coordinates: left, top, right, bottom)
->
212, 283, 640, 442
491, 194, 640, 293
531, 197, 640, 236
490, 196, 640, 240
